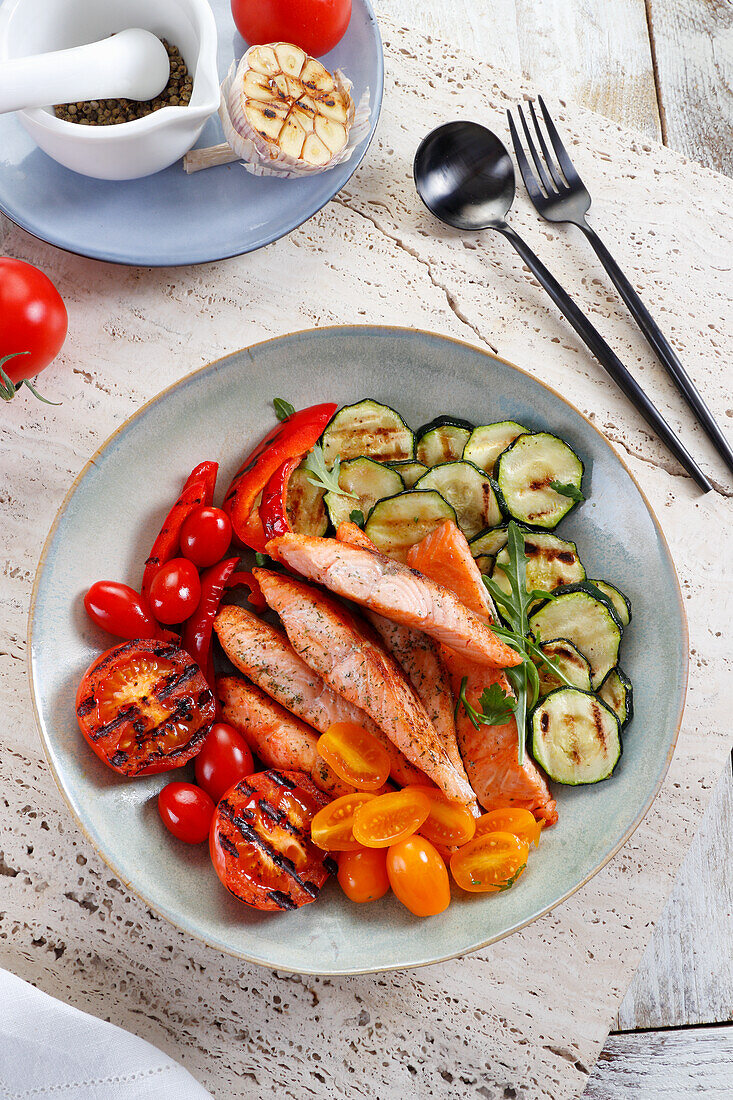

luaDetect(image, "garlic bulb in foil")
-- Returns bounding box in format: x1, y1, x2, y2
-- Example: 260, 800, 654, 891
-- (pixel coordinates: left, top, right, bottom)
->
184, 43, 371, 177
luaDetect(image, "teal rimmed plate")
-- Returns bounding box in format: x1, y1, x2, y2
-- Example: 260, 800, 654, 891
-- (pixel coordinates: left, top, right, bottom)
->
29, 327, 687, 974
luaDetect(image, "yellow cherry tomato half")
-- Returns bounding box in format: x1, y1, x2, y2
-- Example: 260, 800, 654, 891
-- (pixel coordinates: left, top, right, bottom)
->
386, 835, 451, 916
310, 792, 376, 852
450, 831, 529, 893
317, 722, 391, 791
337, 847, 390, 903
475, 808, 542, 848
409, 785, 477, 847
352, 788, 431, 848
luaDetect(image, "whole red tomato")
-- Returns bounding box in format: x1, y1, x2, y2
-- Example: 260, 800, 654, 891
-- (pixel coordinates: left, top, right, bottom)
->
0, 257, 67, 384
158, 782, 215, 844
195, 722, 254, 803
84, 581, 162, 640
231, 0, 351, 57
180, 506, 232, 568
148, 558, 201, 625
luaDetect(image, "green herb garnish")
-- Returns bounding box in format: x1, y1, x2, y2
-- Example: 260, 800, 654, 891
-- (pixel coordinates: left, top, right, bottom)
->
304, 445, 357, 498
273, 397, 296, 421
457, 677, 515, 728
349, 509, 365, 527
549, 479, 585, 502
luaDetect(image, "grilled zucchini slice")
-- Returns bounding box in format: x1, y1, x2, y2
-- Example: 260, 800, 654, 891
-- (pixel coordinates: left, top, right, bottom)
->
364, 490, 457, 562
386, 460, 428, 488
324, 457, 404, 529
598, 667, 634, 728
589, 580, 632, 627
415, 461, 502, 540
535, 638, 592, 696
416, 416, 473, 466
321, 400, 414, 464
529, 591, 622, 689
286, 465, 328, 536
495, 432, 584, 529
531, 688, 621, 784
491, 531, 585, 600
470, 525, 509, 560
463, 421, 528, 473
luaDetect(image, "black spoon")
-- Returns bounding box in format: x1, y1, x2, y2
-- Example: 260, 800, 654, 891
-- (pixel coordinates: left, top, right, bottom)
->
413, 121, 712, 493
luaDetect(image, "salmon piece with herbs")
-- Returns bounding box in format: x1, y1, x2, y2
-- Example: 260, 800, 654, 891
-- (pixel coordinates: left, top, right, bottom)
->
253, 567, 478, 809
407, 519, 497, 621
265, 533, 520, 669
214, 604, 425, 788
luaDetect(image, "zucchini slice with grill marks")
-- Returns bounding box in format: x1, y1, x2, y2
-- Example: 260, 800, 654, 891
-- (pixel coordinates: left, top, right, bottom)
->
598, 667, 634, 728
386, 460, 428, 488
286, 465, 328, 536
414, 461, 502, 540
529, 591, 622, 689
531, 688, 621, 784
463, 421, 528, 473
364, 489, 457, 562
324, 457, 404, 529
589, 580, 632, 627
491, 530, 585, 600
321, 400, 414, 464
535, 638, 592, 696
470, 525, 509, 561
415, 416, 473, 466
495, 432, 584, 529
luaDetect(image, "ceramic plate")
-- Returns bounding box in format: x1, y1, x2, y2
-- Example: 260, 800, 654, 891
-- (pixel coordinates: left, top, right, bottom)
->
0, 0, 382, 266
29, 327, 688, 974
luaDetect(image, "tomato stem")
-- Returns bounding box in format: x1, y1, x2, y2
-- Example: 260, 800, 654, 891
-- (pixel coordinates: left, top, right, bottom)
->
0, 352, 60, 405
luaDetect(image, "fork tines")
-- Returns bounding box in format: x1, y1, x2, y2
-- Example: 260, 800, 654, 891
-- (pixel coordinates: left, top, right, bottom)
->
507, 96, 585, 203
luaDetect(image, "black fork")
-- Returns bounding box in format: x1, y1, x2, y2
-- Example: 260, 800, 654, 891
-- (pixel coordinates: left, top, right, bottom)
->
508, 96, 733, 480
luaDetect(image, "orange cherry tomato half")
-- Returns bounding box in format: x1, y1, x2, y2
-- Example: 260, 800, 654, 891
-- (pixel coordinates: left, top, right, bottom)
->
409, 785, 477, 847
317, 722, 390, 791
450, 831, 529, 894
475, 808, 542, 848
386, 836, 451, 916
310, 791, 376, 852
352, 788, 430, 849
337, 847, 390, 903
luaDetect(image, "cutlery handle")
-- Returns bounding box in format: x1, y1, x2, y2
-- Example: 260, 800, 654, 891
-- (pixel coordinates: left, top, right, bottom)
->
499, 224, 712, 493
579, 221, 733, 478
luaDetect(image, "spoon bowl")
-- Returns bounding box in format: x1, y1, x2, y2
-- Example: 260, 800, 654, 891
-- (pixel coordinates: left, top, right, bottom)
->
413, 121, 516, 230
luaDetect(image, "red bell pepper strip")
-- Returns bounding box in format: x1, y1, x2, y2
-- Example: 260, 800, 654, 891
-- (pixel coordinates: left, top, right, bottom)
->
141, 477, 208, 600
182, 557, 238, 688
222, 402, 336, 546
225, 569, 267, 612
260, 455, 301, 541
184, 461, 218, 505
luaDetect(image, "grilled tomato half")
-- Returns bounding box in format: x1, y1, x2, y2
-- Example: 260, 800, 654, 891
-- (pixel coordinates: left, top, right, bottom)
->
75, 639, 215, 776
210, 770, 335, 912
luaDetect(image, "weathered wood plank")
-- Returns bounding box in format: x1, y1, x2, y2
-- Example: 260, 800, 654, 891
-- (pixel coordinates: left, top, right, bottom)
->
646, 0, 733, 176
616, 755, 733, 1030
377, 0, 662, 139
583, 1024, 733, 1098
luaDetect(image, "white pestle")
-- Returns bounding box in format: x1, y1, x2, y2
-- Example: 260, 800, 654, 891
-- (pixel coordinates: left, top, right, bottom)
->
0, 28, 171, 115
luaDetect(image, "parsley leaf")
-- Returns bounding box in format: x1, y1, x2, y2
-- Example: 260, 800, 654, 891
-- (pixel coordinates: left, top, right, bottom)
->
304, 445, 357, 498
349, 509, 365, 527
457, 677, 515, 728
273, 397, 296, 421
549, 479, 585, 502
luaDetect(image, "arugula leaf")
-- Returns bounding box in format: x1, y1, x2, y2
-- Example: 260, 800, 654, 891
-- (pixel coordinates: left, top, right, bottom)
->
304, 445, 357, 498
273, 397, 295, 422
349, 509, 365, 528
549, 479, 585, 502
457, 676, 515, 729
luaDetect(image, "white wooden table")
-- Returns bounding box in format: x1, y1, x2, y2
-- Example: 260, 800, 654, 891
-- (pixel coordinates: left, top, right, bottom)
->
379, 0, 733, 1092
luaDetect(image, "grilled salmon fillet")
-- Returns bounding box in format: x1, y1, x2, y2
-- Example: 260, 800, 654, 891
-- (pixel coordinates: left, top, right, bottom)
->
406, 520, 497, 621
214, 605, 425, 787
253, 568, 478, 808
335, 523, 466, 779
217, 675, 350, 798
265, 533, 520, 669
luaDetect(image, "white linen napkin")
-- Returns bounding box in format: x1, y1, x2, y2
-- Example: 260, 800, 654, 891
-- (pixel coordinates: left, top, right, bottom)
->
0, 968, 213, 1099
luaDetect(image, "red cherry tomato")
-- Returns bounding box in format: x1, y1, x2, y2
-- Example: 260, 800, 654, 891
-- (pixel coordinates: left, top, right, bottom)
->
230, 0, 351, 57
337, 847, 390, 903
148, 558, 201, 624
158, 782, 215, 844
84, 581, 162, 640
194, 722, 254, 803
179, 506, 232, 568
0, 257, 67, 383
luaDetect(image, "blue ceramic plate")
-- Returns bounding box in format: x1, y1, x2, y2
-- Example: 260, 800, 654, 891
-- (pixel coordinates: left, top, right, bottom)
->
0, 0, 383, 265
29, 328, 688, 974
